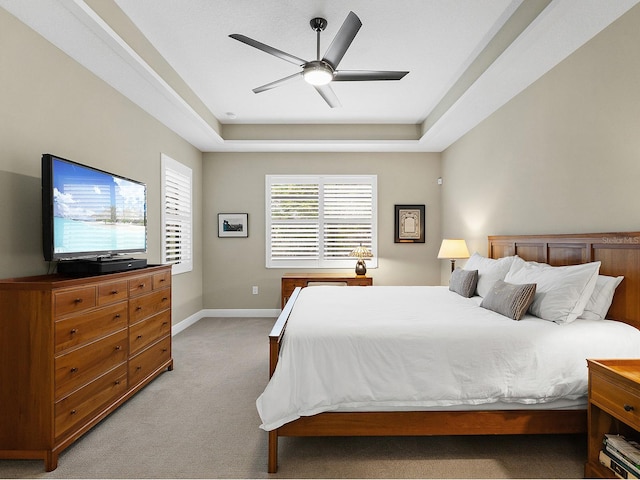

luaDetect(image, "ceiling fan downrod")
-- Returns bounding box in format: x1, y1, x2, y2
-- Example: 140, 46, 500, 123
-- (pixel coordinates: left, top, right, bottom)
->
310, 17, 327, 61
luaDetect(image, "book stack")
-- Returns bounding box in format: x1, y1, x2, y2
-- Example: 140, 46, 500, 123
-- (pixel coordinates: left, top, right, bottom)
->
600, 434, 640, 479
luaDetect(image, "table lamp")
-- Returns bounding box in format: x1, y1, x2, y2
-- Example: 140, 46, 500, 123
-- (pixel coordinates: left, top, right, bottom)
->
437, 239, 470, 272
349, 244, 372, 276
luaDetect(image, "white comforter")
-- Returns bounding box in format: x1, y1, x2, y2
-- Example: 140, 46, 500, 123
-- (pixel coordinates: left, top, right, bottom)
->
256, 286, 640, 431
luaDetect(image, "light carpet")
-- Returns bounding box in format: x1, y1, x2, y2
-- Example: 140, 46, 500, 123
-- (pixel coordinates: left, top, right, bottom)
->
0, 317, 586, 478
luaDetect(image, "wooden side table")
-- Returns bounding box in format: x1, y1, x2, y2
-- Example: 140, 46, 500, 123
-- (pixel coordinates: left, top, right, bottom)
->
585, 359, 640, 478
281, 273, 373, 308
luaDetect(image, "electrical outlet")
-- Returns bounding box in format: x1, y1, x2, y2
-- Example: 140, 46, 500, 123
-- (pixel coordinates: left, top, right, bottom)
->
252, 286, 259, 295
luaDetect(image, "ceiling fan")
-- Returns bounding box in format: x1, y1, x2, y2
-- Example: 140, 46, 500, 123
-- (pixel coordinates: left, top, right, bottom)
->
229, 11, 409, 108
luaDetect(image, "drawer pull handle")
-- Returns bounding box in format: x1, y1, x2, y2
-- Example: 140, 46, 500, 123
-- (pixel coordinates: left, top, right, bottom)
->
162, 297, 168, 302
70, 409, 77, 416
162, 348, 168, 353
136, 306, 142, 311
70, 328, 78, 335
624, 404, 635, 412
137, 335, 143, 339
111, 290, 119, 295
70, 367, 78, 373
136, 366, 142, 371
114, 380, 120, 385
159, 278, 166, 282
115, 314, 121, 319
74, 298, 83, 304
138, 283, 145, 289
115, 345, 122, 351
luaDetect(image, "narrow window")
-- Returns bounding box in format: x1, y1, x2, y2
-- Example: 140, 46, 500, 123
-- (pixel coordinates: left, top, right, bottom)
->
161, 154, 192, 274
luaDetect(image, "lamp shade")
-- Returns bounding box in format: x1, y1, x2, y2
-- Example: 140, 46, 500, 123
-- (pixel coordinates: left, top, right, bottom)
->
437, 239, 470, 260
349, 245, 372, 259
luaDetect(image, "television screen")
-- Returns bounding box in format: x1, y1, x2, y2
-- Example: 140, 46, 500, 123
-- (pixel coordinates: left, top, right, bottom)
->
42, 154, 147, 261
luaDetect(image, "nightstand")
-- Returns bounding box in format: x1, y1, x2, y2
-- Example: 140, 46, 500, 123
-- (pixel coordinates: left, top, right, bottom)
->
585, 359, 640, 478
281, 273, 373, 308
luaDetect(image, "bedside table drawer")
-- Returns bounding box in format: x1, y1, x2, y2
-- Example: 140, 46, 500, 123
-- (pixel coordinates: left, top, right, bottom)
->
591, 372, 640, 431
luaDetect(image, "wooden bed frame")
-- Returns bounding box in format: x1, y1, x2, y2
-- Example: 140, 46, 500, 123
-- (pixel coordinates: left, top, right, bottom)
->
266, 232, 640, 472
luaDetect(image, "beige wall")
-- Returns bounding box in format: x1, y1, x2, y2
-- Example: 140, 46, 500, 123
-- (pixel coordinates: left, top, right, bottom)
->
203, 152, 441, 309
441, 3, 640, 277
7, 0, 638, 312
0, 8, 204, 323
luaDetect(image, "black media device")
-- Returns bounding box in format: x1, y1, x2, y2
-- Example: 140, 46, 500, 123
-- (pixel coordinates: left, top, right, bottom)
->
42, 153, 148, 274
56, 257, 148, 275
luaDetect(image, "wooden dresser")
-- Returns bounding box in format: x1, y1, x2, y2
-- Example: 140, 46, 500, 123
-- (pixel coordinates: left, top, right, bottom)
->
281, 273, 373, 308
586, 359, 640, 478
0, 264, 173, 471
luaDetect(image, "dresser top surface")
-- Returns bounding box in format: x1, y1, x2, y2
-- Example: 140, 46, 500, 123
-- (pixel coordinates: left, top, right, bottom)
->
0, 264, 170, 289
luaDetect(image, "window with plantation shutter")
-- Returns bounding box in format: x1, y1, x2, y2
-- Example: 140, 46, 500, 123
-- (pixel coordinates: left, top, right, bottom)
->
161, 154, 192, 274
266, 175, 377, 269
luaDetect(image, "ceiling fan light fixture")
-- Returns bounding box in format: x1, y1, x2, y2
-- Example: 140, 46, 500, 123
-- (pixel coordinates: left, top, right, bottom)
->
303, 61, 334, 86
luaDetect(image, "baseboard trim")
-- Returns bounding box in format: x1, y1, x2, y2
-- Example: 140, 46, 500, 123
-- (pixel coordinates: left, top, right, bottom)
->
202, 308, 280, 318
172, 309, 280, 336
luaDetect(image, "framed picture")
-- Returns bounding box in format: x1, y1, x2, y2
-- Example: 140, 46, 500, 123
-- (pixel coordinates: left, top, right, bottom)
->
218, 213, 248, 238
394, 205, 425, 243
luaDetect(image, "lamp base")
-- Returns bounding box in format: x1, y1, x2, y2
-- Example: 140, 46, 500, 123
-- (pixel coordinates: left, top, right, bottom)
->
355, 259, 367, 276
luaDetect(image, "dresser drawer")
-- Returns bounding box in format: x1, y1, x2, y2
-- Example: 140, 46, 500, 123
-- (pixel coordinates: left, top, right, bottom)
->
129, 310, 171, 356
55, 364, 127, 440
129, 288, 171, 323
128, 274, 153, 297
55, 328, 128, 400
54, 286, 96, 317
97, 280, 129, 306
591, 371, 640, 431
351, 279, 373, 286
55, 302, 128, 353
153, 270, 171, 290
129, 336, 171, 387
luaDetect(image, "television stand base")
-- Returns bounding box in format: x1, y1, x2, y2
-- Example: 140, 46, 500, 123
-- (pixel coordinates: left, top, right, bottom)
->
57, 258, 147, 275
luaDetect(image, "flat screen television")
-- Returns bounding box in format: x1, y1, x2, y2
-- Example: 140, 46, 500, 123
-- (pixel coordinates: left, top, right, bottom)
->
42, 153, 147, 263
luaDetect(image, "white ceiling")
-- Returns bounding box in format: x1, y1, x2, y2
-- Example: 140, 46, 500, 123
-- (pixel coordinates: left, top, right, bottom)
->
1, 0, 638, 152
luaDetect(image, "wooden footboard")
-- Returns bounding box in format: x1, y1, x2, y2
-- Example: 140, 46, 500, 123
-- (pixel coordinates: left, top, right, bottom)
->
269, 287, 301, 378
267, 286, 300, 472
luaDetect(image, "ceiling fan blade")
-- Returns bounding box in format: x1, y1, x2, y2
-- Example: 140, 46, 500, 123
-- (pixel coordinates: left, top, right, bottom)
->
253, 72, 303, 93
229, 34, 307, 66
322, 11, 361, 69
333, 70, 409, 81
314, 84, 342, 108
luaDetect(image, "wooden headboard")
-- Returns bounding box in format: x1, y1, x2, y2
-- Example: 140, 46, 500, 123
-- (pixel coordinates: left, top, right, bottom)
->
488, 232, 640, 329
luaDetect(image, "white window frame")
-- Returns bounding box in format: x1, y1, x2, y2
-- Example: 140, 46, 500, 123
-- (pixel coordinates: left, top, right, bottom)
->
266, 174, 377, 269
161, 154, 193, 275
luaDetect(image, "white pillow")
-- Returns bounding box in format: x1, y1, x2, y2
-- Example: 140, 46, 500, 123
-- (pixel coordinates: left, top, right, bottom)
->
579, 275, 624, 321
464, 253, 517, 297
504, 257, 601, 324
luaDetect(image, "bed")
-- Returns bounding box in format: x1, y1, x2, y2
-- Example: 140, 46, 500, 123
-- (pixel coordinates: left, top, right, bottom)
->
261, 232, 640, 473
